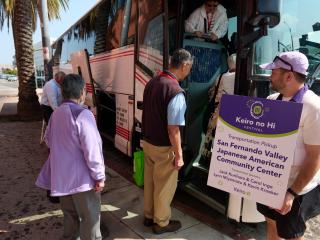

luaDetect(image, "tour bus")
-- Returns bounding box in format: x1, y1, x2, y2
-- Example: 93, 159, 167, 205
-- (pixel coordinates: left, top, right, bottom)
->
50, 0, 320, 219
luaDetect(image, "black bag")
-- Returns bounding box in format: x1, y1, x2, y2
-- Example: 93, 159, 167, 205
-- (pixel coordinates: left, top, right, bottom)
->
47, 190, 60, 204
202, 73, 224, 132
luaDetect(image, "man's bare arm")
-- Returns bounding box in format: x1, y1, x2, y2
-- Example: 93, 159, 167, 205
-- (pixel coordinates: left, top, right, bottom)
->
168, 125, 184, 170
279, 144, 320, 215
291, 144, 320, 193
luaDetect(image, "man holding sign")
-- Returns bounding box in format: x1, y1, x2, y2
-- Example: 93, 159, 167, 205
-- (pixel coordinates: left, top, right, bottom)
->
258, 52, 320, 240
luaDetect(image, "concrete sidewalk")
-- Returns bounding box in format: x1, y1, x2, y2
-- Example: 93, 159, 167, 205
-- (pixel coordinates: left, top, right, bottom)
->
0, 119, 231, 240
0, 93, 232, 239
0, 87, 42, 116
100, 168, 232, 240
1, 93, 319, 239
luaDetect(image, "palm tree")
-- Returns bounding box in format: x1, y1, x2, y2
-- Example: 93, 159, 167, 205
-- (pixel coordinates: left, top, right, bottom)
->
0, 0, 68, 120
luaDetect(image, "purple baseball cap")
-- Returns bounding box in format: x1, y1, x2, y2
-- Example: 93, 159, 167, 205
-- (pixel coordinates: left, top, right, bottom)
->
260, 51, 309, 75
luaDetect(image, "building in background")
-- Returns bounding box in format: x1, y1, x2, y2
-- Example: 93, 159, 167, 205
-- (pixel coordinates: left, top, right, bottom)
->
33, 38, 55, 87
0, 64, 14, 72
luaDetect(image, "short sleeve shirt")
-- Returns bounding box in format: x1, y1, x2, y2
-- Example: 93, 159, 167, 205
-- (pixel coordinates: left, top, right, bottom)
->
167, 93, 186, 126
268, 90, 320, 194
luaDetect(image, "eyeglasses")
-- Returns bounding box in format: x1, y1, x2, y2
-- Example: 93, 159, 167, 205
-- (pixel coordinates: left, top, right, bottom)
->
273, 56, 293, 71
206, 3, 219, 8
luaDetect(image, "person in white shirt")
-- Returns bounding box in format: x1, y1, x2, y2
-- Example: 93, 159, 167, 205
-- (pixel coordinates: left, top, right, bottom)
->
202, 54, 265, 223
185, 0, 228, 41
257, 51, 320, 240
202, 54, 236, 160
40, 71, 65, 123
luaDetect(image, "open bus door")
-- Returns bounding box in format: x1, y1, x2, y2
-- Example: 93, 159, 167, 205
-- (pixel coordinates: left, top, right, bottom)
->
70, 50, 98, 118
173, 0, 281, 216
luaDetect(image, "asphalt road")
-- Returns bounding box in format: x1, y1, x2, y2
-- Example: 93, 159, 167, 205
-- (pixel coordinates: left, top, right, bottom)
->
0, 78, 18, 96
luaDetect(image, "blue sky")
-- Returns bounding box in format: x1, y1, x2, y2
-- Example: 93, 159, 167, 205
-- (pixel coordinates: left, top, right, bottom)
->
0, 0, 99, 65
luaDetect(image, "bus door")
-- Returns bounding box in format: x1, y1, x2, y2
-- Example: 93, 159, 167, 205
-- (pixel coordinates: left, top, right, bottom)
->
89, 46, 135, 156
71, 50, 97, 118
180, 36, 228, 212
133, 0, 164, 151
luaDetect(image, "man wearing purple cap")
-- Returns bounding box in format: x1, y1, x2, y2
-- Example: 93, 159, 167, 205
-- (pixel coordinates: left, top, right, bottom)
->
257, 51, 320, 240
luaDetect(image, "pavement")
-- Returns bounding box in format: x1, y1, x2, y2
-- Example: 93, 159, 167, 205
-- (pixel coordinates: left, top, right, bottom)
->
0, 81, 319, 240
0, 84, 233, 240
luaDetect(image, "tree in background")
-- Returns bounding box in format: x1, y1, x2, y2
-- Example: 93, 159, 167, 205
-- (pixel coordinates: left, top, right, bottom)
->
0, 0, 68, 120
2, 68, 18, 75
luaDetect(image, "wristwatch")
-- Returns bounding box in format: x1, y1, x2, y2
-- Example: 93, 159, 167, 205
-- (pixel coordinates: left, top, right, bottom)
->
287, 187, 299, 198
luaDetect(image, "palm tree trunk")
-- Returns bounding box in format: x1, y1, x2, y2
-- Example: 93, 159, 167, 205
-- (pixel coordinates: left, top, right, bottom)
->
13, 0, 41, 120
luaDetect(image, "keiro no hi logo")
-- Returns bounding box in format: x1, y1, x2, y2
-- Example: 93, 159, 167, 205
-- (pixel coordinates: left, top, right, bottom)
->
250, 101, 264, 119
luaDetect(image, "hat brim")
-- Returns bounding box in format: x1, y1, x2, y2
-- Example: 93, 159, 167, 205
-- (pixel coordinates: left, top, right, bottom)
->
259, 62, 277, 70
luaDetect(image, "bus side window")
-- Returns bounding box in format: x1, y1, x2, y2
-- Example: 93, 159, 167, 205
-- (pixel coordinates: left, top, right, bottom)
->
137, 0, 164, 74
105, 0, 127, 51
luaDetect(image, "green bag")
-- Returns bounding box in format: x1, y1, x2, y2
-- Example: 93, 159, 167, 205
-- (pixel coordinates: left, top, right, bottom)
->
133, 150, 144, 187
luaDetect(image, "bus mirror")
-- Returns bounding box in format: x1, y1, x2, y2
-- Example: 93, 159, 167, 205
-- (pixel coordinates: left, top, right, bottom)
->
250, 0, 282, 28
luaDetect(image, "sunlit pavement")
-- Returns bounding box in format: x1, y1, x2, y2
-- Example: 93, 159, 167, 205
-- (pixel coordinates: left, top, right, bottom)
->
0, 119, 232, 240
0, 88, 319, 239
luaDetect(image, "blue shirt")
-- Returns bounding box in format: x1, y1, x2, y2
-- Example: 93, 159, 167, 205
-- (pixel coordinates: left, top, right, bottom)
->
167, 92, 186, 125
36, 102, 105, 196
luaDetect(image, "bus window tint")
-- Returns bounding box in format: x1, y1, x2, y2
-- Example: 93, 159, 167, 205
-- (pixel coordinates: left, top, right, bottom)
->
52, 0, 111, 65
58, 22, 95, 65
105, 0, 127, 51
137, 0, 163, 73
168, 0, 179, 55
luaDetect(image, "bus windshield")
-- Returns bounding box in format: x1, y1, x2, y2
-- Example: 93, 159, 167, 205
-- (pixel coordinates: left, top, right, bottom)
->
253, 0, 320, 83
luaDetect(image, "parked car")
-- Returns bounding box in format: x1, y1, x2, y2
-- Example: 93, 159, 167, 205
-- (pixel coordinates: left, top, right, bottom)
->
0, 73, 8, 79
7, 75, 18, 82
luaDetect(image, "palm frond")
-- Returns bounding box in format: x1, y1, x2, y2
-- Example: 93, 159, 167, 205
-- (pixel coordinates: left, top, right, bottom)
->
47, 0, 69, 20
0, 0, 14, 30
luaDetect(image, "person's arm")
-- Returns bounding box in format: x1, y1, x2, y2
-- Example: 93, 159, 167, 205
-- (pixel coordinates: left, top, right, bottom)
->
168, 125, 184, 169
279, 144, 320, 215
167, 93, 186, 170
78, 110, 106, 191
210, 10, 228, 39
44, 117, 52, 147
278, 104, 320, 215
46, 82, 59, 110
185, 8, 200, 33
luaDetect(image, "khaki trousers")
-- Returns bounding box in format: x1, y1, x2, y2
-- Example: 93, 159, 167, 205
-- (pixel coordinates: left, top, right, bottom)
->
143, 141, 178, 227
60, 190, 102, 240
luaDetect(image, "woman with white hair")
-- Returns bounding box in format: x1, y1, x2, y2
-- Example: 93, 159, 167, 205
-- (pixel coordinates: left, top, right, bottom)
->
36, 74, 106, 239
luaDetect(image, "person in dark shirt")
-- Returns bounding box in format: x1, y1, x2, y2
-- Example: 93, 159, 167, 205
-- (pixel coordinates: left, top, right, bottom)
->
142, 49, 193, 234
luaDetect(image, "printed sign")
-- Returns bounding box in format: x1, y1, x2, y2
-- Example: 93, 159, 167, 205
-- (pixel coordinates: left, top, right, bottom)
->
207, 94, 303, 209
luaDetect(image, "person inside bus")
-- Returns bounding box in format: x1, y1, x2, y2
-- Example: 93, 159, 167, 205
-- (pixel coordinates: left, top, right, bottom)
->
40, 71, 65, 123
257, 52, 320, 240
185, 0, 228, 41
142, 49, 193, 234
202, 53, 236, 162
202, 53, 265, 223
36, 74, 106, 240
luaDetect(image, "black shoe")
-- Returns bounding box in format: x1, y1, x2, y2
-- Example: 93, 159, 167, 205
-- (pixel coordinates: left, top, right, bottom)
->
143, 217, 154, 227
152, 220, 181, 234
101, 222, 109, 238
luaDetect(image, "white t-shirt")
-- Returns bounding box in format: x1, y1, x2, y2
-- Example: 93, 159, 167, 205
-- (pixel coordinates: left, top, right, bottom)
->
41, 79, 62, 110
185, 4, 228, 39
214, 71, 235, 102
268, 90, 320, 194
